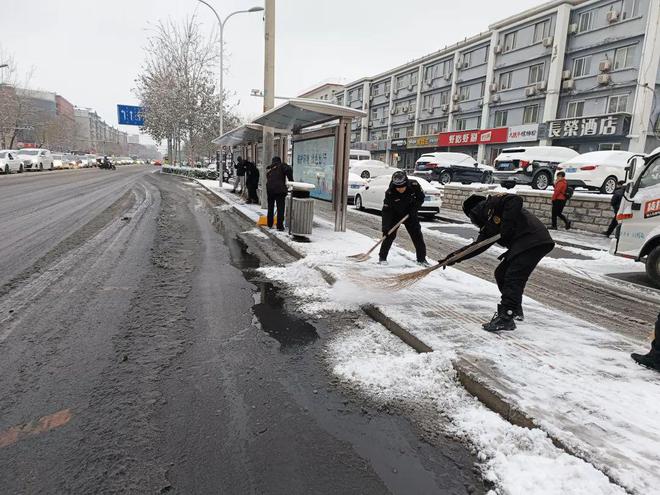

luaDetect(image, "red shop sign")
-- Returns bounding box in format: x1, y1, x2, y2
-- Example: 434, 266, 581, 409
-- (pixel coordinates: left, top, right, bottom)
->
438, 127, 508, 147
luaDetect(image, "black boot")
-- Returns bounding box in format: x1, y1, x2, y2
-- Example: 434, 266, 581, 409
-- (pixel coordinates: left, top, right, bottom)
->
631, 351, 660, 372
482, 305, 516, 332
513, 305, 524, 322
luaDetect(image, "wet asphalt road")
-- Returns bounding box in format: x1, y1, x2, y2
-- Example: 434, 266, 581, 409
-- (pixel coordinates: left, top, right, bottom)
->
0, 168, 483, 494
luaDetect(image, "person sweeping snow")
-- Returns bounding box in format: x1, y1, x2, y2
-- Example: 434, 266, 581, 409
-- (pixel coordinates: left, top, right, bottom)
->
445, 193, 555, 332
378, 171, 429, 266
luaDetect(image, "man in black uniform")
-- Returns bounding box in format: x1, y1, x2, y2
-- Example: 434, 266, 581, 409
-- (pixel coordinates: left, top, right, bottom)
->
631, 312, 660, 372
379, 170, 429, 266
446, 193, 555, 332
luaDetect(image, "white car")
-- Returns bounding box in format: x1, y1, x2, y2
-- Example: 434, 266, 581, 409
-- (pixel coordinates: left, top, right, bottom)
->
556, 150, 635, 194
0, 150, 23, 174
347, 172, 368, 204
18, 148, 53, 171
354, 174, 442, 218
52, 153, 73, 169
350, 159, 399, 179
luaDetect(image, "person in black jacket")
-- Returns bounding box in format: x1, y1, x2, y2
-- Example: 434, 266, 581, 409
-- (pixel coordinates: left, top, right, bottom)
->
379, 170, 429, 266
603, 181, 625, 237
631, 312, 660, 372
266, 156, 293, 231
232, 156, 246, 194
445, 193, 555, 332
244, 160, 260, 204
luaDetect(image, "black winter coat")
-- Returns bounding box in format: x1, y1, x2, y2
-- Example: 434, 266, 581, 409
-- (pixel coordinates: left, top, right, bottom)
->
381, 179, 425, 231
466, 193, 554, 260
611, 186, 624, 212
266, 162, 293, 196
235, 160, 246, 176
245, 161, 259, 188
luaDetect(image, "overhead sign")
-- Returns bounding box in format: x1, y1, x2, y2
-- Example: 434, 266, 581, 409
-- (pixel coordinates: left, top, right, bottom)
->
508, 124, 539, 143
545, 113, 631, 139
292, 135, 336, 201
117, 104, 144, 126
390, 138, 408, 149
438, 127, 508, 147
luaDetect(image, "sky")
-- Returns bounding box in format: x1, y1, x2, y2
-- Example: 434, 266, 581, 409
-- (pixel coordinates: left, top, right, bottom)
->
0, 0, 549, 143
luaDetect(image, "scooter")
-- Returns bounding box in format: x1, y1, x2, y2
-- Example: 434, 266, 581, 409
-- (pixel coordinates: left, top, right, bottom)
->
97, 158, 116, 170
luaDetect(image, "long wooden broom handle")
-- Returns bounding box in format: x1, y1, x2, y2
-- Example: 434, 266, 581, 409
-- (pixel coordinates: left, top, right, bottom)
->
432, 234, 502, 272
365, 214, 411, 255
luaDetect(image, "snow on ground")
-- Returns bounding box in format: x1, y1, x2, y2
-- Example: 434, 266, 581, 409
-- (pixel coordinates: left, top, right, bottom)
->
195, 178, 659, 494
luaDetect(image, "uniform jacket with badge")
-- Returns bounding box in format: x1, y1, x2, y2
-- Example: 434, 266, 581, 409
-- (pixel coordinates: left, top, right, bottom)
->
466, 193, 554, 260
381, 179, 425, 232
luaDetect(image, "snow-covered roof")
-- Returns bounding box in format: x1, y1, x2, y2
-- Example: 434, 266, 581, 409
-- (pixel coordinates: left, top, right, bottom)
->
212, 123, 287, 146
252, 98, 366, 132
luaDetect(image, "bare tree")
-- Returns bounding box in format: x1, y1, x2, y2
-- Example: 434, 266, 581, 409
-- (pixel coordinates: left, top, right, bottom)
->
0, 45, 36, 149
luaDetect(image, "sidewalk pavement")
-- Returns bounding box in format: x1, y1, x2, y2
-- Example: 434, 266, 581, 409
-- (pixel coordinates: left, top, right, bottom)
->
194, 177, 658, 495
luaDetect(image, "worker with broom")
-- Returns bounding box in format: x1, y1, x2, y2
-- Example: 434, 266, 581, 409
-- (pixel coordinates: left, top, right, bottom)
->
379, 170, 429, 266
445, 193, 555, 332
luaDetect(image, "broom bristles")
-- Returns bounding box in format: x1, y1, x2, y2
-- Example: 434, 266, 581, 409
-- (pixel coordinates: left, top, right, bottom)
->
349, 264, 437, 291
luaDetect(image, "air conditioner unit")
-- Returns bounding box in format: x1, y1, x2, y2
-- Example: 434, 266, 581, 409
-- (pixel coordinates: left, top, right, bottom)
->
390, 107, 396, 115
380, 118, 386, 125
462, 61, 470, 69
525, 86, 537, 97
408, 84, 414, 91
408, 114, 415, 121
599, 59, 611, 72
491, 94, 501, 103
597, 73, 611, 85
402, 105, 409, 113
607, 10, 620, 23
494, 44, 502, 54
445, 73, 452, 81
385, 92, 390, 98
369, 95, 374, 101
452, 94, 460, 102
428, 107, 435, 114
562, 70, 572, 80
478, 101, 484, 107
568, 23, 578, 34
457, 56, 464, 66
425, 79, 433, 87
542, 36, 554, 47
368, 122, 373, 128
441, 104, 449, 112
489, 82, 498, 92
453, 105, 461, 112
393, 88, 399, 95
562, 79, 575, 90
536, 81, 547, 91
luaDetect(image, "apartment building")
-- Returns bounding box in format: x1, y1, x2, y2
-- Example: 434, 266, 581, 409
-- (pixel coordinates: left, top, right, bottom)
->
340, 0, 660, 167
74, 107, 128, 155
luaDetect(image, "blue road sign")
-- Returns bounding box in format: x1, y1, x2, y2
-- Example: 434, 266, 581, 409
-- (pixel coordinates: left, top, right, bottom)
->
117, 104, 144, 126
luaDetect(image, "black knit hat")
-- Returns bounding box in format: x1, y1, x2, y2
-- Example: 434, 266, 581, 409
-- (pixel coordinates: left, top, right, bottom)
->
271, 156, 282, 165
463, 194, 487, 216
391, 170, 407, 186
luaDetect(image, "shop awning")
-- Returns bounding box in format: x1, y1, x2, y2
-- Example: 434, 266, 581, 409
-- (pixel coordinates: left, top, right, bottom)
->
252, 98, 366, 132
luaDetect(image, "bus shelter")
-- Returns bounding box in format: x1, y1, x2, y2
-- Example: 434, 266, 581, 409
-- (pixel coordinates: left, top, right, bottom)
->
212, 123, 288, 172
253, 98, 366, 232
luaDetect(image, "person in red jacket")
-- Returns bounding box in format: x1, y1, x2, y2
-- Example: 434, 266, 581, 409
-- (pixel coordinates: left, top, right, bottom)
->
551, 171, 571, 230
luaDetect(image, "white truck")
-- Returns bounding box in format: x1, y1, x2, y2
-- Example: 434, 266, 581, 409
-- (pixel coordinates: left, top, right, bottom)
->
610, 148, 660, 287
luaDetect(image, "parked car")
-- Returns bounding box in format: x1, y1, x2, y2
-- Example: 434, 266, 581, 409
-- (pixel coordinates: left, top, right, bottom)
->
349, 159, 399, 179
493, 146, 578, 190
354, 173, 442, 218
18, 148, 54, 171
556, 150, 635, 194
0, 150, 23, 174
349, 149, 371, 161
413, 152, 493, 185
347, 172, 368, 204
52, 153, 72, 169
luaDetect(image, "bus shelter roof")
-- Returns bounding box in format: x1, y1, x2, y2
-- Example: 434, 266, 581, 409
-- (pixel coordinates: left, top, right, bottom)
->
252, 98, 366, 132
212, 123, 287, 146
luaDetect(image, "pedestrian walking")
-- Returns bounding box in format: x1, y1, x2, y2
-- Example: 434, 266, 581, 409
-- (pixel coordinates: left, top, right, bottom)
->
379, 170, 429, 266
232, 156, 246, 194
631, 312, 660, 372
550, 171, 571, 230
245, 160, 260, 204
603, 181, 625, 237
445, 193, 555, 332
266, 156, 293, 231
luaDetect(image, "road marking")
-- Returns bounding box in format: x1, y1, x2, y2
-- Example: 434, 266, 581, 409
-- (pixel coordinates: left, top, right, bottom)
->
0, 409, 72, 448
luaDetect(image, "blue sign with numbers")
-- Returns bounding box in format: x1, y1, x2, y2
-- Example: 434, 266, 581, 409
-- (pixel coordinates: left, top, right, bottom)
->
117, 104, 144, 126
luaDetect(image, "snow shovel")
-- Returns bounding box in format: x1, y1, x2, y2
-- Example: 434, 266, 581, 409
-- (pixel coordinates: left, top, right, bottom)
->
347, 214, 410, 262
363, 234, 502, 291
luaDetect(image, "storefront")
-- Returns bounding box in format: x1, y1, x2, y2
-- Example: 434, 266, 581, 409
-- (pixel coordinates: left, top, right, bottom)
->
483, 124, 540, 165
545, 113, 632, 153
389, 138, 414, 170
438, 127, 509, 161
353, 139, 389, 162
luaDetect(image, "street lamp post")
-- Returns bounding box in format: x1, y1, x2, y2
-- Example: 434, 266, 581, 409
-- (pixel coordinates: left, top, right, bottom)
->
196, 1, 263, 139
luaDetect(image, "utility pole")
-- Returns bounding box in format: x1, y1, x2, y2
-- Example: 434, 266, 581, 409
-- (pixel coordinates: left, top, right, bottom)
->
260, 0, 275, 208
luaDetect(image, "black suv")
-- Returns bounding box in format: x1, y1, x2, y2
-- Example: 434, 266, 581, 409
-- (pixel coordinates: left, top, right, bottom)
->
413, 152, 493, 185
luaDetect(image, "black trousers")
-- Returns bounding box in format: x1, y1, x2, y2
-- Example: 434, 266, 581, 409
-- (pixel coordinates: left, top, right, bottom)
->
551, 200, 569, 228
605, 207, 618, 236
246, 185, 259, 203
494, 244, 553, 311
267, 193, 286, 229
379, 215, 426, 262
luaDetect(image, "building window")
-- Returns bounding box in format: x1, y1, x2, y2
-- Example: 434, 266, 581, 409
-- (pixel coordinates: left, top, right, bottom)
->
480, 82, 485, 98
459, 86, 470, 101
371, 109, 378, 120
494, 110, 508, 127
411, 72, 418, 86
607, 94, 628, 113
455, 118, 467, 131
406, 127, 415, 137
439, 91, 450, 106
421, 122, 440, 134
622, 0, 639, 19
614, 46, 634, 70
577, 10, 594, 33
372, 84, 381, 96
572, 56, 591, 77
528, 63, 544, 84
503, 32, 516, 52
499, 71, 512, 90
384, 81, 391, 94
424, 65, 436, 82
533, 20, 551, 44
523, 105, 539, 124
599, 143, 622, 151
566, 100, 585, 118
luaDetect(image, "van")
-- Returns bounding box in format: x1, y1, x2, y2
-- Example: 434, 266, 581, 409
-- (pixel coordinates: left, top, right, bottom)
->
610, 148, 660, 287
349, 149, 371, 161
493, 146, 578, 190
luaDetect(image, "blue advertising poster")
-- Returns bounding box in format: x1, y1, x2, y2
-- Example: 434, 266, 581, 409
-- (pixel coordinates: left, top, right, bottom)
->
292, 136, 336, 201
117, 104, 144, 126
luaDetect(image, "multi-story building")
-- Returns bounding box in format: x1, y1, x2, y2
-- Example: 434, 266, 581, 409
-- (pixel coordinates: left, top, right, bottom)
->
75, 107, 128, 155
298, 81, 345, 102
340, 0, 660, 167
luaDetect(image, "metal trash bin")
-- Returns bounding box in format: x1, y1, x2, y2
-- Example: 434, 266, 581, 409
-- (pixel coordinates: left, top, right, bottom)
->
286, 182, 315, 238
